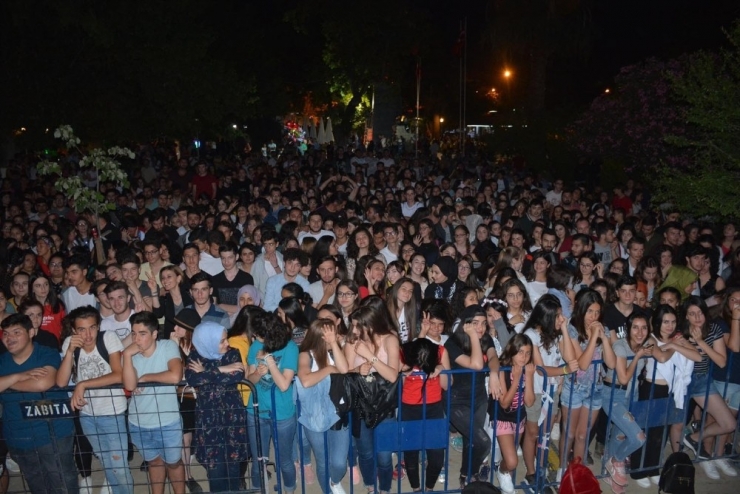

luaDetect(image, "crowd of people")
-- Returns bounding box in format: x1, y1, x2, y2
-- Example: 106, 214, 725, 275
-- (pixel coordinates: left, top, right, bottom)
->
0, 137, 738, 494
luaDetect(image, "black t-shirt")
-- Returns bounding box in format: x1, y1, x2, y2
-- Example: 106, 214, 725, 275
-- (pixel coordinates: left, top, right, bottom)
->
602, 303, 645, 341
445, 333, 494, 406
211, 270, 254, 306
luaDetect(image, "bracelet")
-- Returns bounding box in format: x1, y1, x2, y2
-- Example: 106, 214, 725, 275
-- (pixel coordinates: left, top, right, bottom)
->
562, 365, 568, 375
371, 356, 379, 364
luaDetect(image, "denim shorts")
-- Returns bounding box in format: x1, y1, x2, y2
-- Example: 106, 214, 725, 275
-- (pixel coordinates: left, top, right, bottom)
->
130, 420, 183, 464
714, 380, 740, 410
560, 380, 603, 410
687, 373, 719, 399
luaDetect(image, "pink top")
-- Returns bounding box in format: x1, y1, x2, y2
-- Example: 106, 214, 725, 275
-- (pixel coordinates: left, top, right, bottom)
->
352, 334, 391, 372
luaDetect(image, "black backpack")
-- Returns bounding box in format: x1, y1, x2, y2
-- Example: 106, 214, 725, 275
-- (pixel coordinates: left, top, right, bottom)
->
462, 481, 501, 494
659, 452, 695, 494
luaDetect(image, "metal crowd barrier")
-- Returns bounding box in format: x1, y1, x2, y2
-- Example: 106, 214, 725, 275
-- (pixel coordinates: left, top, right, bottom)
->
1, 357, 739, 494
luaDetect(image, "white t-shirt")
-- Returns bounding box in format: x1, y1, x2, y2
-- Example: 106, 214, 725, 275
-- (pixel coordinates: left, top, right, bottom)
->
524, 328, 563, 394
297, 230, 336, 244
545, 190, 562, 207
398, 310, 409, 344
101, 311, 135, 341
527, 281, 548, 306
380, 246, 398, 265
402, 202, 423, 218
199, 252, 224, 276
62, 286, 97, 312
62, 331, 127, 416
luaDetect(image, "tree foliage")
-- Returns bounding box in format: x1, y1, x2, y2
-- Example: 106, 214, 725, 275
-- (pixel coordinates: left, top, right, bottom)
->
283, 0, 430, 141
568, 57, 695, 174
654, 21, 740, 218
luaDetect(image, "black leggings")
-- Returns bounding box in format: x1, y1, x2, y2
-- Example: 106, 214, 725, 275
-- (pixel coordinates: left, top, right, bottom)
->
630, 380, 670, 480
449, 399, 490, 480
401, 402, 445, 490
74, 415, 93, 478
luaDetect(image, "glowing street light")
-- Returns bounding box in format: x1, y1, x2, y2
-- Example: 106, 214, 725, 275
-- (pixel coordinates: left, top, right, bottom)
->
504, 70, 511, 78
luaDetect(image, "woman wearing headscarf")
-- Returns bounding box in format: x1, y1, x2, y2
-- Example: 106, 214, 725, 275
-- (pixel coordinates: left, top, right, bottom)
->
228, 285, 261, 327
185, 321, 249, 492
424, 256, 464, 304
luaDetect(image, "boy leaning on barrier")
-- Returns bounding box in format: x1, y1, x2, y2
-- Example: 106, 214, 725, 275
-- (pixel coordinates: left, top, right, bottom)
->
122, 311, 186, 494
0, 313, 78, 494
57, 305, 134, 494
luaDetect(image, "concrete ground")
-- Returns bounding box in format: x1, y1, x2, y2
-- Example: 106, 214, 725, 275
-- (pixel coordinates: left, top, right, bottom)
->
4, 435, 737, 494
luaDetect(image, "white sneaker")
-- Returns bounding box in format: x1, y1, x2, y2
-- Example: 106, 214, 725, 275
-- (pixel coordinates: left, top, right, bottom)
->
649, 475, 660, 485
517, 445, 523, 457
5, 456, 19, 474
700, 460, 720, 480
713, 458, 738, 477
551, 423, 561, 441
330, 481, 347, 494
635, 477, 651, 488
99, 479, 112, 494
79, 476, 94, 494
497, 470, 515, 494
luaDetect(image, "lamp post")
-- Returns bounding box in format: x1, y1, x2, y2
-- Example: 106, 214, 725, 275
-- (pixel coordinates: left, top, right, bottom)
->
439, 117, 444, 136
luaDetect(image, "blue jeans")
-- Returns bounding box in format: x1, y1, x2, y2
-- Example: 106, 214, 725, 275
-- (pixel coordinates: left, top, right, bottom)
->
10, 435, 78, 494
603, 386, 645, 462
248, 413, 297, 492
357, 418, 394, 492
205, 452, 242, 493
80, 414, 134, 494
303, 427, 350, 494
561, 380, 603, 410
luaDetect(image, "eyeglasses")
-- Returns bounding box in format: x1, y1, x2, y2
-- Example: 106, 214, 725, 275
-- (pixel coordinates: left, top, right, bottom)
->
337, 291, 356, 298
144, 250, 159, 256
49, 262, 62, 268
580, 263, 594, 269
384, 231, 397, 237
402, 249, 415, 255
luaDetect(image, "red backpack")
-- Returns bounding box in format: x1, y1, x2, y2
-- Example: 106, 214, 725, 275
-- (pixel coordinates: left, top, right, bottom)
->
559, 457, 601, 494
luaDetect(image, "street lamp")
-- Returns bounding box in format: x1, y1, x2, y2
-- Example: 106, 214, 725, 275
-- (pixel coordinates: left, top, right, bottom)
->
504, 70, 511, 78
439, 117, 444, 135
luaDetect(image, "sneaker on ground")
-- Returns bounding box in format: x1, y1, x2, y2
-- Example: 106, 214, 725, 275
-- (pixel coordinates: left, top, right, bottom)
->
700, 460, 720, 480
606, 457, 629, 486
392, 461, 406, 480
523, 473, 537, 494
330, 481, 347, 494
79, 476, 93, 494
99, 480, 112, 494
603, 477, 626, 494
713, 457, 738, 476
437, 467, 446, 484
649, 475, 660, 485
5, 456, 19, 474
635, 477, 651, 488
551, 423, 560, 442
496, 470, 515, 494
451, 436, 464, 452
683, 434, 706, 458
517, 445, 523, 457
186, 477, 203, 493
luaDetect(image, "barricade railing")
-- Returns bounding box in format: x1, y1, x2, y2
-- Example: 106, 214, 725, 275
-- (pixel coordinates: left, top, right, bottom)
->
1, 355, 739, 494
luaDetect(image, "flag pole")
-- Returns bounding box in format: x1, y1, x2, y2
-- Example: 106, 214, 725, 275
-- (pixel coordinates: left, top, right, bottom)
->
416, 57, 421, 159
